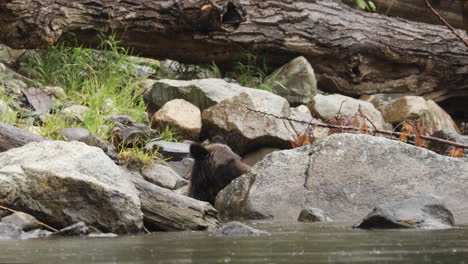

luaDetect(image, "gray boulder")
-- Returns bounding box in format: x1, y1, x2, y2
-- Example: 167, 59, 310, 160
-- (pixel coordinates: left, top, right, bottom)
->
216, 133, 468, 223
378, 96, 460, 134
144, 141, 190, 161
22, 229, 52, 239
60, 127, 117, 159
60, 127, 107, 149
202, 91, 295, 154
353, 196, 455, 229
51, 222, 90, 236
267, 56, 318, 105
290, 105, 329, 139
1, 212, 41, 231
359, 93, 406, 109
144, 78, 254, 112
297, 207, 332, 222
0, 223, 22, 240
308, 94, 386, 130
174, 185, 189, 196
150, 99, 201, 140
167, 157, 194, 179
0, 141, 143, 233
242, 147, 280, 167
0, 44, 25, 62
211, 221, 270, 237
141, 162, 188, 190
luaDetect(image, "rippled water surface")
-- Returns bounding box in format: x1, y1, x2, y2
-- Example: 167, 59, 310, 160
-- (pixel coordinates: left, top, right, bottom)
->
0, 222, 467, 263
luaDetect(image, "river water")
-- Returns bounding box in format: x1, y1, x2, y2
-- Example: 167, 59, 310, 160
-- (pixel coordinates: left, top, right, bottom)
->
0, 221, 467, 264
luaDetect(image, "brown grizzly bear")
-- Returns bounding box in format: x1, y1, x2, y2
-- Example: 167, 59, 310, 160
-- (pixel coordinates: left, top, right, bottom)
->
188, 136, 250, 205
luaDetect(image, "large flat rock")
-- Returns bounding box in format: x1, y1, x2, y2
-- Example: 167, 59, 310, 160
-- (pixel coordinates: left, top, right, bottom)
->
202, 90, 295, 154
216, 134, 468, 223
0, 141, 143, 233
144, 78, 253, 112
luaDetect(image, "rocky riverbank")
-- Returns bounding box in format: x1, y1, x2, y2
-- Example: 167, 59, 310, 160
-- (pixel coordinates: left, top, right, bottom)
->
0, 42, 467, 240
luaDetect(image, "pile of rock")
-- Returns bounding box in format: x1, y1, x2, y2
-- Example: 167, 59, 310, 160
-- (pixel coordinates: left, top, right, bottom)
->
1, 44, 467, 241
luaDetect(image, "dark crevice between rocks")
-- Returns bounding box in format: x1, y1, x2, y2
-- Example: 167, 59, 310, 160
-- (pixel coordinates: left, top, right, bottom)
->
303, 149, 314, 189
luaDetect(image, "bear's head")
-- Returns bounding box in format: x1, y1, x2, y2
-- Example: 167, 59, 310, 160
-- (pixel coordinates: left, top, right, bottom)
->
189, 136, 250, 205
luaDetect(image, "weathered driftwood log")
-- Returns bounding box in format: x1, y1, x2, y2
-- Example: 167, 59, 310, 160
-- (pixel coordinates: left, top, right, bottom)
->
129, 175, 219, 232
0, 121, 48, 152
0, 0, 467, 102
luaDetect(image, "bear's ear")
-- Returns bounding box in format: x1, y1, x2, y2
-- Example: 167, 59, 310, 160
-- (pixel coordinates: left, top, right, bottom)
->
190, 143, 210, 160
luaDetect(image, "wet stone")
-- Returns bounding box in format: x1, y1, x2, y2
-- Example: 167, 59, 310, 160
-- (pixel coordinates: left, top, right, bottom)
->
51, 222, 90, 237
1, 212, 41, 231
22, 229, 52, 239
0, 223, 23, 240
211, 221, 270, 237
297, 207, 333, 222
353, 196, 455, 229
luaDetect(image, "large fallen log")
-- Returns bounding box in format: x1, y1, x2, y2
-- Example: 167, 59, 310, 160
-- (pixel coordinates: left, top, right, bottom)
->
129, 175, 219, 232
0, 0, 467, 101
463, 0, 468, 34
372, 0, 463, 29
0, 122, 48, 152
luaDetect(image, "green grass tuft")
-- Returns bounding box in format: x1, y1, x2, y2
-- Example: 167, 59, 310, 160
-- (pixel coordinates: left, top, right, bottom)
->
209, 51, 285, 93
26, 33, 147, 139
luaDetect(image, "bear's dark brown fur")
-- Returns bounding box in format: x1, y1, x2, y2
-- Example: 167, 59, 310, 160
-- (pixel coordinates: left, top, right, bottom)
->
188, 137, 250, 205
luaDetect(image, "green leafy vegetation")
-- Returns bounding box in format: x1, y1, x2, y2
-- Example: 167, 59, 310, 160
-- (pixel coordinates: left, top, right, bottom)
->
154, 125, 182, 143
26, 34, 147, 140
208, 51, 285, 93
1, 34, 287, 165
116, 144, 159, 167
0, 97, 18, 125
12, 33, 168, 164
208, 62, 223, 79
342, 0, 376, 12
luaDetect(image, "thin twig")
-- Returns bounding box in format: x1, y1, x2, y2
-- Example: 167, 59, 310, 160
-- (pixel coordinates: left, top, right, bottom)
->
385, 0, 396, 15
358, 106, 378, 135
423, 0, 468, 47
0, 205, 59, 232
244, 106, 468, 149
143, 225, 151, 234
335, 99, 347, 120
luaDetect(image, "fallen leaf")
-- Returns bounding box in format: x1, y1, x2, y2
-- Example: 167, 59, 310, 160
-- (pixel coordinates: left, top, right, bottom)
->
399, 123, 413, 143
450, 148, 465, 158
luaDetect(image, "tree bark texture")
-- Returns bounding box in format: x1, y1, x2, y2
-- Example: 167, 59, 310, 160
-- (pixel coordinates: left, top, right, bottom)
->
0, 0, 467, 101
462, 0, 468, 35
130, 175, 219, 232
372, 0, 463, 29
0, 121, 48, 152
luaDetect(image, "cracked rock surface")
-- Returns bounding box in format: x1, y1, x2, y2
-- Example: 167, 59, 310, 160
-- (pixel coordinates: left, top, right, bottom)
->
216, 133, 468, 222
